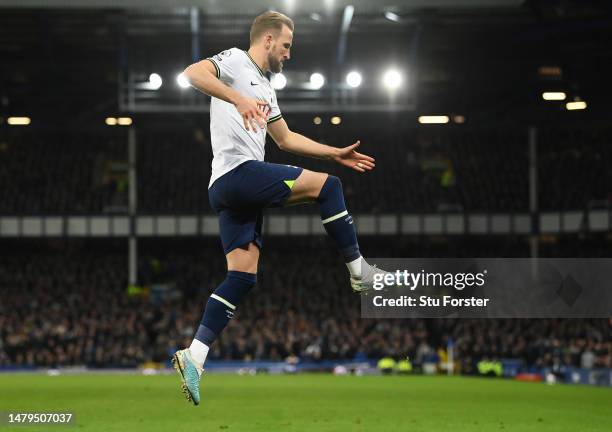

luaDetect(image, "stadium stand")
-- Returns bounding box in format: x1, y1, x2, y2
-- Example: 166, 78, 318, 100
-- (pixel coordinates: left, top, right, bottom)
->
2, 126, 610, 215
1, 238, 609, 370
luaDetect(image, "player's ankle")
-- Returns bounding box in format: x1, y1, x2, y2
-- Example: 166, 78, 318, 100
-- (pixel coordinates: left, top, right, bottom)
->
346, 256, 364, 278
189, 339, 210, 369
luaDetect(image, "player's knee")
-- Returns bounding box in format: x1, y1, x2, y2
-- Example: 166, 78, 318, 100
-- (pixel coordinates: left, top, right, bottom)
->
292, 170, 329, 201
316, 175, 343, 202
223, 270, 257, 307
226, 243, 259, 273
327, 175, 342, 189
227, 259, 258, 273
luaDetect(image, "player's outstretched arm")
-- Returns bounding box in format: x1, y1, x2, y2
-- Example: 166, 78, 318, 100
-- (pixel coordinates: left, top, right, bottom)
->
183, 60, 268, 131
267, 118, 375, 172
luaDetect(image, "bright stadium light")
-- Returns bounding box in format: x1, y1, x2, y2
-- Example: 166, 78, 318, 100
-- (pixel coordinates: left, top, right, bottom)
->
149, 73, 162, 90
566, 100, 587, 110
284, 0, 297, 14
310, 73, 325, 90
176, 73, 190, 89
382, 69, 402, 90
271, 73, 287, 90
384, 11, 401, 22
105, 117, 117, 126
331, 116, 342, 125
346, 71, 362, 88
7, 116, 31, 126
117, 117, 133, 126
313, 116, 322, 125
542, 92, 566, 101
418, 115, 450, 124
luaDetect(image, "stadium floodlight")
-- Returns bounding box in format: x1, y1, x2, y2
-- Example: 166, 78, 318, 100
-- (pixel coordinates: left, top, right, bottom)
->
382, 69, 402, 90
117, 117, 133, 126
331, 116, 342, 125
542, 92, 566, 101
566, 100, 587, 110
271, 73, 287, 90
105, 117, 117, 126
418, 115, 450, 124
284, 0, 296, 14
310, 73, 325, 90
7, 116, 31, 125
346, 71, 362, 88
149, 73, 162, 90
384, 11, 400, 22
313, 116, 322, 125
176, 73, 190, 89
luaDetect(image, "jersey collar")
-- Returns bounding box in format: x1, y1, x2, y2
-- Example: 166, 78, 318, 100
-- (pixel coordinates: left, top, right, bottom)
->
244, 50, 266, 79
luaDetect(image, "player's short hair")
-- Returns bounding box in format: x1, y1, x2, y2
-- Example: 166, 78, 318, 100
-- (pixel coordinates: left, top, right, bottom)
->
250, 11, 294, 45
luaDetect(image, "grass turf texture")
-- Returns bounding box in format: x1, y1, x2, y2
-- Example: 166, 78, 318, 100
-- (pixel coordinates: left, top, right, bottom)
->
1, 374, 610, 431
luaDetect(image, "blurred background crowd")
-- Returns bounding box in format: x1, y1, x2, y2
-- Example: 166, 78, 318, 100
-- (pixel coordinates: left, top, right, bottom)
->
1, 237, 610, 371
1, 125, 610, 215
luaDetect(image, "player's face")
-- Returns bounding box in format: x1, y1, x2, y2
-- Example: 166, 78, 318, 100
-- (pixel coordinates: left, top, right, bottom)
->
268, 25, 292, 73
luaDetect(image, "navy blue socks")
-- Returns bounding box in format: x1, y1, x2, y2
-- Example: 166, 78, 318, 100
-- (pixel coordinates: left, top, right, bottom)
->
194, 271, 256, 346
316, 175, 361, 263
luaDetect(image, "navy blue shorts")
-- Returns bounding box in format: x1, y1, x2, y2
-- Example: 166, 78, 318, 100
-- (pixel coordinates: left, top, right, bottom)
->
208, 160, 303, 254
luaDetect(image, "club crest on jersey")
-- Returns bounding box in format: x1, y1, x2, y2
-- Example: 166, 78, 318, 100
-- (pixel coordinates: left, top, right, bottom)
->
214, 50, 232, 62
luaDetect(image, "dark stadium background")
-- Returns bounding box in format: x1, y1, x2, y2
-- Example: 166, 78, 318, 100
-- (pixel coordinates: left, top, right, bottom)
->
1, 0, 611, 392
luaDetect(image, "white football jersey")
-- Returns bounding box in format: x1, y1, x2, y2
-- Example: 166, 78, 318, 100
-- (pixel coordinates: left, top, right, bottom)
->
206, 47, 282, 188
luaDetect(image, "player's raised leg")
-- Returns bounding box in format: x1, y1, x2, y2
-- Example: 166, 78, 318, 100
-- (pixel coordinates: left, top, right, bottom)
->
286, 169, 389, 293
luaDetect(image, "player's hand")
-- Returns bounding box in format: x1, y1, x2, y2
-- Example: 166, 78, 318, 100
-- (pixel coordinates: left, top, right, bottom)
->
333, 140, 376, 173
235, 97, 269, 132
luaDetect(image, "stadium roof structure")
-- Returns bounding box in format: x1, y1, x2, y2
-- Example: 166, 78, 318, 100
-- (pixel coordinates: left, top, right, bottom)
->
2, 0, 525, 13
1, 0, 610, 124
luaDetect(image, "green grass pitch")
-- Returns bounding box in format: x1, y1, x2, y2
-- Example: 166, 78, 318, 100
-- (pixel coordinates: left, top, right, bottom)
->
1, 374, 611, 431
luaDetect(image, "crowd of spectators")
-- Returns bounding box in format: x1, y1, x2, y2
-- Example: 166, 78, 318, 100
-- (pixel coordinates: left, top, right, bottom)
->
538, 128, 612, 210
0, 130, 127, 214
1, 125, 610, 214
1, 238, 610, 371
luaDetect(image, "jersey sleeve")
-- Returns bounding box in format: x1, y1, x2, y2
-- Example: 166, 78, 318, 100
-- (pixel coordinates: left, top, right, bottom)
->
267, 88, 282, 124
206, 48, 240, 84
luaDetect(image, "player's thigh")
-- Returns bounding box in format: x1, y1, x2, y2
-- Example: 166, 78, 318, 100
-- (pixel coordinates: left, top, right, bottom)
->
285, 169, 329, 205
216, 207, 262, 273
226, 241, 260, 273
226, 161, 302, 209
